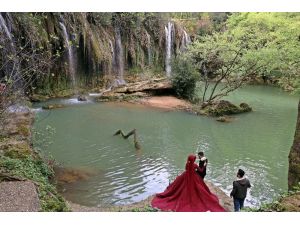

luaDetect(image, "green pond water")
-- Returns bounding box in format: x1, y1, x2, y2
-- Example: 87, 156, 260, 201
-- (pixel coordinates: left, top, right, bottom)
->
33, 85, 299, 208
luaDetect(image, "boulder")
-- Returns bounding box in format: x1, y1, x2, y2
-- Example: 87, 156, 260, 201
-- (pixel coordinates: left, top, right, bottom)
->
42, 104, 64, 110
206, 100, 252, 116
77, 95, 87, 101
207, 100, 241, 116
216, 116, 234, 123
239, 102, 252, 112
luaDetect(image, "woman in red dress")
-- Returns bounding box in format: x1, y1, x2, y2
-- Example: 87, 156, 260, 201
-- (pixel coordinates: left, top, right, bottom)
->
151, 154, 226, 212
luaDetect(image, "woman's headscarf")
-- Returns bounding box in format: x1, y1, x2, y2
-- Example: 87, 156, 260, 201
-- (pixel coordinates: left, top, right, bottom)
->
185, 154, 196, 172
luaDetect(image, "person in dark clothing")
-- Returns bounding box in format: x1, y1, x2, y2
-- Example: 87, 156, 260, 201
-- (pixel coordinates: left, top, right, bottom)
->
196, 151, 208, 179
230, 169, 251, 212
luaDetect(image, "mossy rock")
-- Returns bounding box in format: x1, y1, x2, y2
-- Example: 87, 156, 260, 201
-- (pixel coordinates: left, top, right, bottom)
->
29, 94, 50, 102
205, 100, 252, 117
216, 116, 234, 123
240, 102, 252, 112
96, 94, 124, 102
0, 140, 32, 158
4, 143, 32, 159
17, 124, 31, 136
42, 104, 65, 110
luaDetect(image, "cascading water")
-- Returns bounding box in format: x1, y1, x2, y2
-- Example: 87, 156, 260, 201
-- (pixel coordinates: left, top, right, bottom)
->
0, 13, 13, 41
145, 31, 152, 66
112, 27, 125, 86
165, 22, 174, 77
0, 13, 21, 90
109, 39, 115, 77
59, 22, 76, 89
180, 30, 191, 51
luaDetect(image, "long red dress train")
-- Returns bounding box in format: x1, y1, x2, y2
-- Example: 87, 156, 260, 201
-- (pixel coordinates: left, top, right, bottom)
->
151, 154, 226, 212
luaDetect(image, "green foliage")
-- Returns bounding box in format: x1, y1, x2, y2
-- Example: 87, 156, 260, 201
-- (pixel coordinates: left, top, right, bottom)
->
184, 31, 268, 103
226, 13, 300, 91
171, 54, 199, 100
245, 183, 300, 212
130, 206, 158, 212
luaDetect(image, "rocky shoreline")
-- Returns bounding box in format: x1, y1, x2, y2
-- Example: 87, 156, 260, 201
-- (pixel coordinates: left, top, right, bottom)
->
0, 108, 68, 211
68, 180, 233, 212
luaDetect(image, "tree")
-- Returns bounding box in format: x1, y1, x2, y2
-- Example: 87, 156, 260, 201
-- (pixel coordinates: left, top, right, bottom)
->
186, 32, 269, 105
171, 54, 199, 101
226, 13, 300, 91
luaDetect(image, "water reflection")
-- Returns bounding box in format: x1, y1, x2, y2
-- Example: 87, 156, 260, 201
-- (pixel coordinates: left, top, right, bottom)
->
33, 85, 298, 208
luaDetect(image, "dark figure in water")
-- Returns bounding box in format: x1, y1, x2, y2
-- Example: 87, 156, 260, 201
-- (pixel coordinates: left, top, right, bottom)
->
230, 169, 251, 212
196, 151, 208, 179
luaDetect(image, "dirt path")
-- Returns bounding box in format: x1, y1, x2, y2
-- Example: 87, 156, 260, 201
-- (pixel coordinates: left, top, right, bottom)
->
138, 96, 191, 110
0, 181, 41, 212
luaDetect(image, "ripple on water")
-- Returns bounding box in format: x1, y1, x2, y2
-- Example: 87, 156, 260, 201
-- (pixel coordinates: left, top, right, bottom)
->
33, 85, 299, 207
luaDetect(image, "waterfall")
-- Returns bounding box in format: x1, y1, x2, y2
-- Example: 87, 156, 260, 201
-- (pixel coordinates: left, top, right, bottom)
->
0, 13, 13, 41
145, 31, 152, 66
165, 22, 174, 77
59, 22, 76, 89
109, 39, 115, 76
112, 27, 125, 86
0, 13, 21, 90
180, 30, 191, 51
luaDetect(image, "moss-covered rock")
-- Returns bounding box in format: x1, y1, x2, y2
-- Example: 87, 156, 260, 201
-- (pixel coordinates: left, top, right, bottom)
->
239, 102, 252, 112
202, 100, 252, 117
42, 104, 65, 110
216, 116, 234, 123
29, 94, 50, 102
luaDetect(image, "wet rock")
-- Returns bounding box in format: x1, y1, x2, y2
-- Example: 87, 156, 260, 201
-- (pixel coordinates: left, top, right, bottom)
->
239, 102, 252, 112
207, 100, 241, 116
203, 100, 252, 116
29, 94, 49, 102
216, 116, 233, 123
54, 166, 96, 184
42, 104, 64, 110
97, 78, 173, 102
77, 95, 87, 101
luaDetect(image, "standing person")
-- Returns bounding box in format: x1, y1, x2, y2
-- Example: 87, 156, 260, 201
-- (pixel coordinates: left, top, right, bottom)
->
230, 169, 251, 212
196, 151, 208, 179
151, 154, 226, 212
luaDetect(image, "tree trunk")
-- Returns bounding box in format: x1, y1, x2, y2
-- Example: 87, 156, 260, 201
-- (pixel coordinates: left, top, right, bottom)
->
288, 100, 300, 190
114, 129, 141, 150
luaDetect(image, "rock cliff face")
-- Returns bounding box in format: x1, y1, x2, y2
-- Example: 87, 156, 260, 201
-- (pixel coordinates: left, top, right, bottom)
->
289, 100, 300, 189
0, 12, 191, 95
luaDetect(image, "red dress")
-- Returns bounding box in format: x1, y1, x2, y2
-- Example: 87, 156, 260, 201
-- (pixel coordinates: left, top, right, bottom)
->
151, 154, 226, 212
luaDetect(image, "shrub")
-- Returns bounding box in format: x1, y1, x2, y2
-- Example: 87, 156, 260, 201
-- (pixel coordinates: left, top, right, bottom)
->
171, 55, 199, 101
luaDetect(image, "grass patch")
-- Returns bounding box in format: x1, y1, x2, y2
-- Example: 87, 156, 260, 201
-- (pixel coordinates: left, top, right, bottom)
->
243, 184, 300, 212
130, 206, 158, 212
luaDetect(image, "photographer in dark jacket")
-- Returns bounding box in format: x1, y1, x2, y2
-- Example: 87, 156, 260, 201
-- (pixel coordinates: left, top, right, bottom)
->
230, 169, 251, 212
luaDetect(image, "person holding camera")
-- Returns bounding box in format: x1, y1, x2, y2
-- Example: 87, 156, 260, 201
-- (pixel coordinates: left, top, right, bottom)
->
230, 169, 251, 212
